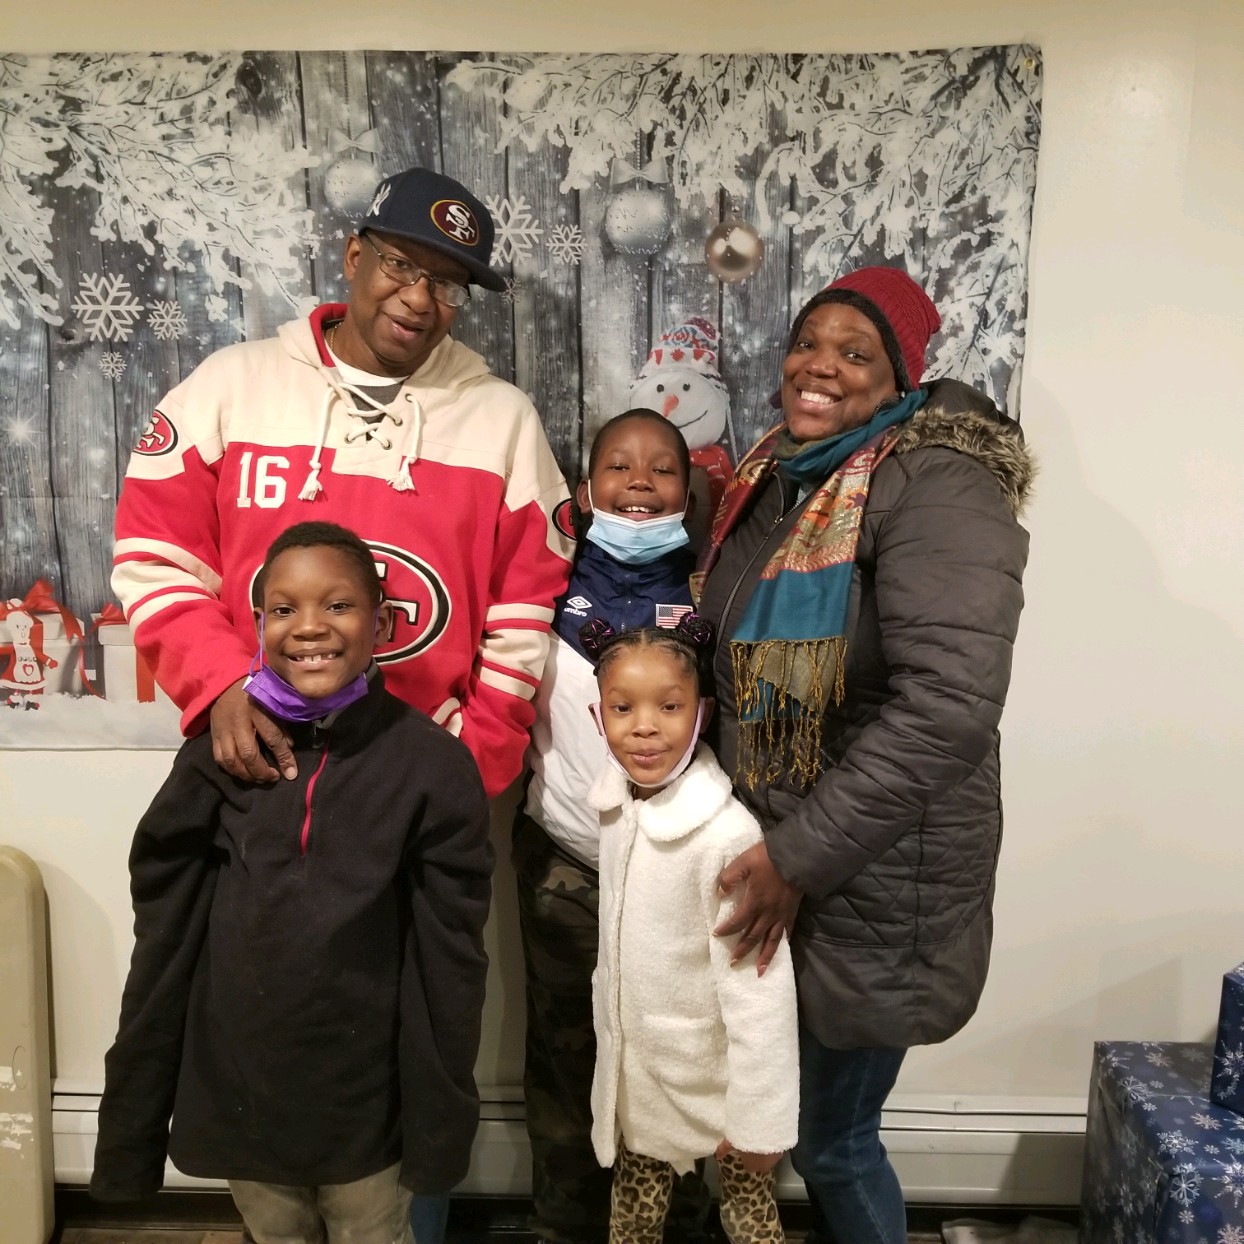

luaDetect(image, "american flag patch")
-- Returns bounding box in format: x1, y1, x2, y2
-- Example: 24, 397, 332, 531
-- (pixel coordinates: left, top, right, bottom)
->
655, 603, 692, 629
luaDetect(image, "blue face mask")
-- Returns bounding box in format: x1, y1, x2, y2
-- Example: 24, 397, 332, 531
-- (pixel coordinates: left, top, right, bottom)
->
584, 485, 690, 565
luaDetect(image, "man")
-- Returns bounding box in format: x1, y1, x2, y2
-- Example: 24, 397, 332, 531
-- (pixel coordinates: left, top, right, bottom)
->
112, 167, 574, 799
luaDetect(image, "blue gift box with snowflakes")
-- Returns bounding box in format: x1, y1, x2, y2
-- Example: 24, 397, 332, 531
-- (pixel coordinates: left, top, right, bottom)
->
1080, 1041, 1244, 1244
1213, 965, 1244, 1114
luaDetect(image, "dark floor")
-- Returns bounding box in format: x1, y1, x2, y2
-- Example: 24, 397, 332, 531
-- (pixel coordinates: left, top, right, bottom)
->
58, 1229, 942, 1244
54, 1190, 1077, 1243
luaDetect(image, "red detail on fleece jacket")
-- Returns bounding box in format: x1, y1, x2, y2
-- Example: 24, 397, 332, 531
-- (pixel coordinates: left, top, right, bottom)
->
301, 748, 329, 854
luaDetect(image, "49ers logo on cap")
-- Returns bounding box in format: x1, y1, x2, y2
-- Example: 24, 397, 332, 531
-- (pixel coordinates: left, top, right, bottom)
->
369, 540, 452, 664
431, 199, 480, 247
135, 411, 178, 456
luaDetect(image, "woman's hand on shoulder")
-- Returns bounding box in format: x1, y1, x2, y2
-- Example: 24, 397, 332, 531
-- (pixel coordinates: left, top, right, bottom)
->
714, 1138, 785, 1174
714, 840, 801, 974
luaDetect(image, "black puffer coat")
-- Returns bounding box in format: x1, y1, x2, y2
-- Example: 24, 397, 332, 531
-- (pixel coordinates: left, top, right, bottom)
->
698, 380, 1034, 1050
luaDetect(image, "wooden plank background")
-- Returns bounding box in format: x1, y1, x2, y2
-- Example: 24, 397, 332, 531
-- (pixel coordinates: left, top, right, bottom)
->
0, 47, 1036, 633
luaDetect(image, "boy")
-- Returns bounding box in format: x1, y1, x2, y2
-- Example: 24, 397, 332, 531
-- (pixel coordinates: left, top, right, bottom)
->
515, 410, 712, 1244
91, 521, 493, 1244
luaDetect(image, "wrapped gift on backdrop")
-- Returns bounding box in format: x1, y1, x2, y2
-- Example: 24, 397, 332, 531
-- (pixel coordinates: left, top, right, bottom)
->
1212, 964, 1244, 1114
0, 580, 88, 700
93, 607, 171, 705
1080, 1040, 1244, 1244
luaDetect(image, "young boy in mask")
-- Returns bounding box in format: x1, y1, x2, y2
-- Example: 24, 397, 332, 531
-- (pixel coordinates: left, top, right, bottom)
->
514, 410, 709, 1244
91, 521, 492, 1244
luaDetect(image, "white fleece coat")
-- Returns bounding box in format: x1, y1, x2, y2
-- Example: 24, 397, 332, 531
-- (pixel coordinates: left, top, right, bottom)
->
589, 746, 799, 1175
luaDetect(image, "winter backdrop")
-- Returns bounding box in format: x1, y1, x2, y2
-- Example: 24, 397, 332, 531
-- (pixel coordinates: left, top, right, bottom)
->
0, 46, 1041, 744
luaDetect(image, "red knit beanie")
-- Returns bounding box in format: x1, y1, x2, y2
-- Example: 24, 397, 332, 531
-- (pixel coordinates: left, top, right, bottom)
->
822, 266, 941, 387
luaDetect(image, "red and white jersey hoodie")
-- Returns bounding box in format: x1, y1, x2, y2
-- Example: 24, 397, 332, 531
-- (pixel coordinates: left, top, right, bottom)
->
112, 304, 574, 797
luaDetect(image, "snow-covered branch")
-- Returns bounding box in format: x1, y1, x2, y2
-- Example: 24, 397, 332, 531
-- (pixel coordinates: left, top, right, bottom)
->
0, 52, 318, 325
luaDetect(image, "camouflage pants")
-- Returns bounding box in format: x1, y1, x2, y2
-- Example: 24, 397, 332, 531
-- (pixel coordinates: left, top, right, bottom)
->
513, 811, 714, 1244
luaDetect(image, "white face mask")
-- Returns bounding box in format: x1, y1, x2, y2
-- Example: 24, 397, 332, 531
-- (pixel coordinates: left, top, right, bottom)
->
589, 698, 705, 791
584, 485, 689, 566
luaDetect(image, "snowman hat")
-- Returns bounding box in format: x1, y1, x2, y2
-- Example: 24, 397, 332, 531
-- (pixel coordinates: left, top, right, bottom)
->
635, 317, 727, 387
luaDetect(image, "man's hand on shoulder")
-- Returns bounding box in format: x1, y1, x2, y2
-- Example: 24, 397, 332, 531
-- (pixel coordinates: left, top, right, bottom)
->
209, 678, 297, 783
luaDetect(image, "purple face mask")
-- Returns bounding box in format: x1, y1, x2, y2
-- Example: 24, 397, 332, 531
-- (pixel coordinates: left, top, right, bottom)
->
243, 662, 369, 722
244, 613, 372, 723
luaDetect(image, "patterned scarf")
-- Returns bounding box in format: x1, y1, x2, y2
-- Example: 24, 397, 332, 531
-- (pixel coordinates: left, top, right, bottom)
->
693, 389, 926, 790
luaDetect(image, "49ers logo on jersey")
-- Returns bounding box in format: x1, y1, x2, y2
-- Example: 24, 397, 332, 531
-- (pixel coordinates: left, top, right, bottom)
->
369, 540, 451, 664
135, 411, 178, 456
247, 539, 450, 665
552, 498, 576, 542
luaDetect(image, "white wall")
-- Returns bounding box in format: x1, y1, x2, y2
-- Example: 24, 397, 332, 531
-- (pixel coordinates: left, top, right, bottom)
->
3, 0, 1244, 1200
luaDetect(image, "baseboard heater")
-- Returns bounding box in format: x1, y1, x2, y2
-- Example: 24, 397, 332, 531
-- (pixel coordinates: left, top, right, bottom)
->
50, 1084, 1086, 1205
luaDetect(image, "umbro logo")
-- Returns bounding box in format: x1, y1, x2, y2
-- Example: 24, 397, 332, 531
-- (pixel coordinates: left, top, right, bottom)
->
567, 596, 592, 610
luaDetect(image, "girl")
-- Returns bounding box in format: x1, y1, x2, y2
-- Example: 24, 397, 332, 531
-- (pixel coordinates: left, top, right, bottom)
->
582, 615, 799, 1244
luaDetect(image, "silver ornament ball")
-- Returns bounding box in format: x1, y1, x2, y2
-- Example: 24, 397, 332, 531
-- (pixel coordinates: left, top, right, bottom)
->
323, 156, 378, 217
604, 186, 674, 257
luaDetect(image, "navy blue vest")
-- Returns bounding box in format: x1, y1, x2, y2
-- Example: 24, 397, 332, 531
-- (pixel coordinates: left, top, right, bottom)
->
554, 541, 695, 658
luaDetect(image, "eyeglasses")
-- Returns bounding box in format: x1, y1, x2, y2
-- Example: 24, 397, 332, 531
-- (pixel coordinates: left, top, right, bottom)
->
359, 233, 471, 309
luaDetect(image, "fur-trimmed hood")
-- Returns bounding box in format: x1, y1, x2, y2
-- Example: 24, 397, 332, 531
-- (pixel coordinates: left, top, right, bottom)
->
896, 378, 1036, 517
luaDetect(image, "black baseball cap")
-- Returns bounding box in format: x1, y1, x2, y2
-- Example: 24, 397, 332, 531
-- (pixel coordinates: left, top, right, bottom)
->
356, 167, 506, 292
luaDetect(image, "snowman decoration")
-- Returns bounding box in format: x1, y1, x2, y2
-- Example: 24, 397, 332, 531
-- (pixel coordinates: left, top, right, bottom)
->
627, 317, 737, 527
0, 601, 57, 709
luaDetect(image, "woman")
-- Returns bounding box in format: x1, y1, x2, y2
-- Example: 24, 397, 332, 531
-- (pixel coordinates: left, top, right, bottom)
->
694, 266, 1034, 1244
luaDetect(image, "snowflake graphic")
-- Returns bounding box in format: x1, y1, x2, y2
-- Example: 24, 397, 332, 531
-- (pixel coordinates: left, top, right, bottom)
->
99, 352, 127, 380
1159, 1129, 1196, 1155
1217, 1045, 1244, 1096
485, 194, 544, 264
1221, 1227, 1244, 1244
1180, 1208, 1194, 1223
1197, 1114, 1225, 1130
548, 223, 586, 266
500, 278, 519, 307
1217, 1160, 1244, 1207
148, 300, 189, 341
1147, 1048, 1173, 1067
1225, 1138, 1244, 1156
71, 274, 145, 342
1172, 1167, 1203, 1206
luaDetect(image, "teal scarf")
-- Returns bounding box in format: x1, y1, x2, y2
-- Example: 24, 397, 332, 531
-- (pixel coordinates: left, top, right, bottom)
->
718, 389, 926, 788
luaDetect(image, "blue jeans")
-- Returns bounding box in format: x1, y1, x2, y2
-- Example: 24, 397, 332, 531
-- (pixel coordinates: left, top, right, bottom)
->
792, 1028, 908, 1244
409, 1193, 450, 1244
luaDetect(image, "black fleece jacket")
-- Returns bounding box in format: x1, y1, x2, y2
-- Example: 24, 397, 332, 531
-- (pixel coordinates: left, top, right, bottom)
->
90, 671, 492, 1199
